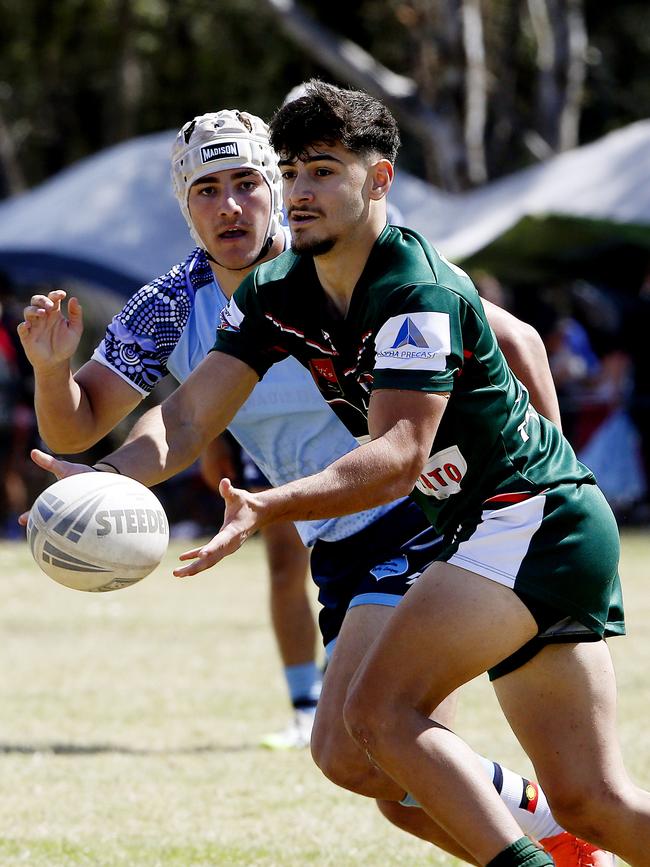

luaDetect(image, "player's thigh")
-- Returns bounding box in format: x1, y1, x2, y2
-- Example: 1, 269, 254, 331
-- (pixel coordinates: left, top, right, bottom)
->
493, 640, 627, 798
347, 561, 538, 718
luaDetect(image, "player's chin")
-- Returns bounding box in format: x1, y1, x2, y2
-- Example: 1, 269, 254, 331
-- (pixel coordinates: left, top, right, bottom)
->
290, 233, 336, 256
210, 242, 261, 269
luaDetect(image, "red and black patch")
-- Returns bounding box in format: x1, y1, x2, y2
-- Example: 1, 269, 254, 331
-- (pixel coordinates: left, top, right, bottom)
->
309, 358, 344, 397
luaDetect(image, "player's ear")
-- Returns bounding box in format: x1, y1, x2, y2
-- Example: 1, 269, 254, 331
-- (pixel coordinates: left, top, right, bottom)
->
369, 158, 394, 201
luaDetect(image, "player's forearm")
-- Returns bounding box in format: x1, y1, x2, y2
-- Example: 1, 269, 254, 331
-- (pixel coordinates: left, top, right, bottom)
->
33, 363, 97, 452
254, 439, 420, 527
96, 403, 205, 487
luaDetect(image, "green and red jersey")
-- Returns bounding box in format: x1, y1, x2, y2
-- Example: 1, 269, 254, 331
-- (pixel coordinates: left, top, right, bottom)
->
215, 224, 594, 533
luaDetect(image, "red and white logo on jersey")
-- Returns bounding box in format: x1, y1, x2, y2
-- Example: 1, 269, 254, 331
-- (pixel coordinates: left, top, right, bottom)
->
416, 445, 467, 499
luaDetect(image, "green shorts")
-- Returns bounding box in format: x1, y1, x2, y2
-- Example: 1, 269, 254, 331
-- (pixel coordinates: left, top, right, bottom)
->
439, 481, 625, 679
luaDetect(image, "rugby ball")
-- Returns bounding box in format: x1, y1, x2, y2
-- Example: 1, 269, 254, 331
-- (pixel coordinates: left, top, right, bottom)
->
26, 473, 169, 592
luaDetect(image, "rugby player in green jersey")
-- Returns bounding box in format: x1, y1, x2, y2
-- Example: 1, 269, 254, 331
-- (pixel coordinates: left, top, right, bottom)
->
25, 83, 641, 865
162, 83, 644, 866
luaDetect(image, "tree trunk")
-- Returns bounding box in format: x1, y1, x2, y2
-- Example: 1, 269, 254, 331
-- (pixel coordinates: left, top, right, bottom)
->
260, 0, 464, 189
0, 107, 26, 197
559, 0, 587, 151
111, 0, 143, 143
461, 0, 488, 182
527, 0, 586, 153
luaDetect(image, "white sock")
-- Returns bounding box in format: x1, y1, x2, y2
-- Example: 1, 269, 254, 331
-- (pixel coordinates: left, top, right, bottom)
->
477, 755, 564, 841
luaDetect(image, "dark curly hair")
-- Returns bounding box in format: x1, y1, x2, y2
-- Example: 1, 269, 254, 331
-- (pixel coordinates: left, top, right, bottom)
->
270, 79, 401, 163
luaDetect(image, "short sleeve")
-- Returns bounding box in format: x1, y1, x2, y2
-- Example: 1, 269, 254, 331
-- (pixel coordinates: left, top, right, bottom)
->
372, 284, 465, 392
213, 273, 289, 379
92, 254, 202, 394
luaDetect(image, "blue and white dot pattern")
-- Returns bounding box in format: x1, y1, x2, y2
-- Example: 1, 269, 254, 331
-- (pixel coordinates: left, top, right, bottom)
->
93, 249, 213, 393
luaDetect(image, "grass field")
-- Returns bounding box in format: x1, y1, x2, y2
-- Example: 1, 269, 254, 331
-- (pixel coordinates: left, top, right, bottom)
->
1, 529, 649, 866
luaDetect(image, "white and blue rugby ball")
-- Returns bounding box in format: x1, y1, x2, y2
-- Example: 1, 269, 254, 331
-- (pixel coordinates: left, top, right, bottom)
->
27, 473, 169, 592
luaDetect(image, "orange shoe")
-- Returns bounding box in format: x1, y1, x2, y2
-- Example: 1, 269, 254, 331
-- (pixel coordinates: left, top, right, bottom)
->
539, 832, 616, 867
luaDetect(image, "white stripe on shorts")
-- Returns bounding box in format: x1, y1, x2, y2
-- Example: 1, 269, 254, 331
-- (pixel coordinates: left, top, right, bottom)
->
448, 494, 546, 588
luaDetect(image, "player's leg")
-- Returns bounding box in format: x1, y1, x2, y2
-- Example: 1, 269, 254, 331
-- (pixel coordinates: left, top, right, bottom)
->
343, 560, 547, 865
311, 501, 576, 860
315, 603, 483, 861
343, 484, 626, 864
494, 639, 650, 864
259, 517, 321, 748
316, 602, 573, 860
201, 438, 321, 748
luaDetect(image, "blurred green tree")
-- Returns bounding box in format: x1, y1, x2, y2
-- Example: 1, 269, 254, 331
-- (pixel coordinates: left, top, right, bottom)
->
0, 0, 647, 194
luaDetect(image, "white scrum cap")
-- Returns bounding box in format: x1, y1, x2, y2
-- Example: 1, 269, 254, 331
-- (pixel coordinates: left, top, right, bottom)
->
171, 110, 283, 250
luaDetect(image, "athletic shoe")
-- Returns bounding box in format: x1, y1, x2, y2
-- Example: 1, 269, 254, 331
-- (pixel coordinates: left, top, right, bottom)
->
259, 709, 315, 750
539, 832, 616, 866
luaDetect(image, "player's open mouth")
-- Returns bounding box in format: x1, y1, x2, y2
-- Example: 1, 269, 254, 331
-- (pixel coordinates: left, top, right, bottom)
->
290, 213, 318, 224
218, 227, 247, 239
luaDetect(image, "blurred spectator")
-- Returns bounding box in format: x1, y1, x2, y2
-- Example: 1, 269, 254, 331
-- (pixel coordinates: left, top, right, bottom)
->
621, 258, 650, 519
544, 313, 600, 443
532, 280, 646, 517
0, 273, 39, 536
473, 270, 513, 311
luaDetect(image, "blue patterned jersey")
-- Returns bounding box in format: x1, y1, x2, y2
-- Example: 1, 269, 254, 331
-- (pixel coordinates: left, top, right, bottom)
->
93, 246, 400, 545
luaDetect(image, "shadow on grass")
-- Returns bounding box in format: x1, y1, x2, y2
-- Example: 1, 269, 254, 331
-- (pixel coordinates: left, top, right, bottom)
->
0, 741, 259, 755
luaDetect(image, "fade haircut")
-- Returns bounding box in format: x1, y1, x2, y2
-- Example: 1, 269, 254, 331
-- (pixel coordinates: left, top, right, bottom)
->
270, 79, 401, 164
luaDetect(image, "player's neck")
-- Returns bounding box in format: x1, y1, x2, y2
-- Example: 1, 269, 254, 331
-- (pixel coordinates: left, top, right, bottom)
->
314, 218, 384, 317
209, 232, 285, 299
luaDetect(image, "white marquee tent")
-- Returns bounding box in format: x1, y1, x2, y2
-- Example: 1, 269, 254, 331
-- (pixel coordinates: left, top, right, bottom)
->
0, 120, 649, 295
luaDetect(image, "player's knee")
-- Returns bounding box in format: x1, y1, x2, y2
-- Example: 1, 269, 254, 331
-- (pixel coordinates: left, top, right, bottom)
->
268, 561, 307, 592
342, 680, 394, 760
265, 540, 309, 591
311, 715, 380, 795
545, 779, 629, 842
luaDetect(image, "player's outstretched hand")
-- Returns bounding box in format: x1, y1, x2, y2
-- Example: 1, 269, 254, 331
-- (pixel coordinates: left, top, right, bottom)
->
17, 289, 84, 370
174, 479, 262, 577
17, 449, 96, 527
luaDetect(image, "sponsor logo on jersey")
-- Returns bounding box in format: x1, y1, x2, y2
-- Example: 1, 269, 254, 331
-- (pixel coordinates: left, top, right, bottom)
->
370, 555, 408, 581
309, 358, 344, 396
375, 312, 451, 371
201, 142, 239, 162
415, 445, 467, 499
391, 317, 429, 349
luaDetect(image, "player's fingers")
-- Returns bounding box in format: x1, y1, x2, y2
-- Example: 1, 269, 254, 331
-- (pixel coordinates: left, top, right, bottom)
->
18, 511, 29, 527
28, 291, 63, 310
22, 305, 48, 320
174, 527, 244, 577
30, 448, 59, 471
174, 548, 220, 577
30, 448, 93, 479
67, 296, 83, 322
177, 547, 202, 561
218, 477, 233, 498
